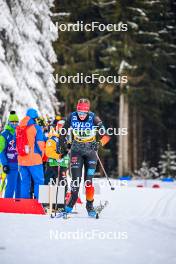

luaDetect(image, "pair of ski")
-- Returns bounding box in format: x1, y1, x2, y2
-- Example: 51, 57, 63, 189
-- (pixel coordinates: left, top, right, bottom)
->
51, 200, 109, 219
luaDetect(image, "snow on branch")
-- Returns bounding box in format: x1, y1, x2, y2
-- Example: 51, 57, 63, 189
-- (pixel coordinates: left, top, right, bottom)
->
0, 0, 59, 119
127, 7, 147, 17
92, 1, 116, 8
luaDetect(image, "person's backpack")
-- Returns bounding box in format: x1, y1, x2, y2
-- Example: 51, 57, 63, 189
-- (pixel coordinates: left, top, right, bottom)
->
16, 126, 30, 156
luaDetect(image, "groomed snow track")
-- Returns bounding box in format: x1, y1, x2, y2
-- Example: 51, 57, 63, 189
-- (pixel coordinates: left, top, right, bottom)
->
1, 180, 176, 264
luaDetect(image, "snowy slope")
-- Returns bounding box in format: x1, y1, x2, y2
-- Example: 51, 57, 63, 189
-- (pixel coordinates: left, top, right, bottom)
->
1, 180, 176, 264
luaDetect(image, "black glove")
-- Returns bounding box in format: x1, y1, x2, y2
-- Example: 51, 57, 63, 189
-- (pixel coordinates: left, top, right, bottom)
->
92, 141, 100, 151
3, 165, 10, 174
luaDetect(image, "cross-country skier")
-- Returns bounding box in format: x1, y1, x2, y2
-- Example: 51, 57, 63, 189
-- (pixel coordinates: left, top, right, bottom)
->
59, 98, 110, 217
0, 111, 21, 198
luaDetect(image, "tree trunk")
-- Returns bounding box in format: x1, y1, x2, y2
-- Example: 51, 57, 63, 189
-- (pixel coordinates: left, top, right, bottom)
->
118, 91, 129, 176
118, 92, 142, 176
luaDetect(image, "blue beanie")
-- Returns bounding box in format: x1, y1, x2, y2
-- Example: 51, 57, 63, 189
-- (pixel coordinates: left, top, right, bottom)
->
26, 108, 39, 119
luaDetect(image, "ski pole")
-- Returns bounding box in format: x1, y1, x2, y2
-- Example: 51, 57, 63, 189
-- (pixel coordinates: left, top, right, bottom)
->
54, 165, 60, 216
0, 166, 6, 197
49, 180, 53, 217
0, 179, 6, 197
95, 152, 115, 191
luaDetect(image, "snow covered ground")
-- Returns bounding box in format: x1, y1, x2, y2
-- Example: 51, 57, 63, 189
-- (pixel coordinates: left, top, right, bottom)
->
1, 179, 176, 264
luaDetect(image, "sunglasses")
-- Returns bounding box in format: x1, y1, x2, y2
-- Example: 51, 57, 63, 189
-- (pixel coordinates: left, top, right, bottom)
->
77, 111, 88, 116
9, 121, 18, 124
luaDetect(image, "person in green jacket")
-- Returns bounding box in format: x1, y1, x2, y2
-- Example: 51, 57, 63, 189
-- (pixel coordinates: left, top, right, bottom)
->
0, 111, 21, 198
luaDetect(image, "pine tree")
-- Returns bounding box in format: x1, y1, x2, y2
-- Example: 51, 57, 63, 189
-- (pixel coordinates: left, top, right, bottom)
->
158, 145, 176, 178
96, 0, 176, 174
53, 0, 176, 175
136, 161, 159, 179
136, 161, 150, 178
0, 0, 58, 120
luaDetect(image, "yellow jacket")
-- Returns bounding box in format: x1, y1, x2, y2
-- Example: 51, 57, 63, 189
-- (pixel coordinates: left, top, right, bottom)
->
45, 136, 62, 160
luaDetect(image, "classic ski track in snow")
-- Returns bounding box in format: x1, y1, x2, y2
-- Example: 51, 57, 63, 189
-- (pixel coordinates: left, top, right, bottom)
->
0, 180, 176, 264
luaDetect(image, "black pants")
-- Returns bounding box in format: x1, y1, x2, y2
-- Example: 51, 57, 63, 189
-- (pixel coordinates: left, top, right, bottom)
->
59, 166, 68, 193
68, 141, 98, 208
45, 165, 68, 190
44, 165, 58, 185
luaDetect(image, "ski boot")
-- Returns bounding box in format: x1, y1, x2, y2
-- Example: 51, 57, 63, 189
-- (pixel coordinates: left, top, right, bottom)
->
65, 205, 73, 213
86, 200, 97, 218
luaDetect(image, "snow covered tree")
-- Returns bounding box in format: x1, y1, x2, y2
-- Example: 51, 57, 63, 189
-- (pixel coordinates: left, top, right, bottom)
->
135, 161, 159, 179
135, 161, 150, 178
97, 0, 176, 175
84, 0, 173, 175
0, 0, 59, 121
158, 145, 176, 178
53, 0, 176, 176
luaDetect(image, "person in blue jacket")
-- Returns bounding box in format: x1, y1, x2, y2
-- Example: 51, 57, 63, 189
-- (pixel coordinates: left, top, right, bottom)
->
0, 111, 21, 198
